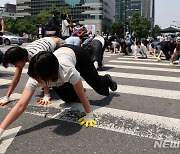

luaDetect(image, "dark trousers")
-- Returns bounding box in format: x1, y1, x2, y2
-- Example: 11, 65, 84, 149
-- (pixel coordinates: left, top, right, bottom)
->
88, 40, 105, 67
53, 45, 110, 102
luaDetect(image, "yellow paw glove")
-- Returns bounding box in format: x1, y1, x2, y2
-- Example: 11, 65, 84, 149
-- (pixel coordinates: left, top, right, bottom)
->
37, 94, 51, 105
0, 96, 10, 106
156, 57, 161, 61
78, 112, 97, 128
169, 62, 174, 66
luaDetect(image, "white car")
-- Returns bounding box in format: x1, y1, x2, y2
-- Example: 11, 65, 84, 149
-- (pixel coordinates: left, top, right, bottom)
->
2, 31, 25, 45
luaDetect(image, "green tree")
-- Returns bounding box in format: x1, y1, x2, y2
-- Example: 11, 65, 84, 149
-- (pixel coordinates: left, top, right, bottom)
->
4, 6, 71, 36
152, 25, 161, 39
110, 20, 124, 37
129, 12, 151, 39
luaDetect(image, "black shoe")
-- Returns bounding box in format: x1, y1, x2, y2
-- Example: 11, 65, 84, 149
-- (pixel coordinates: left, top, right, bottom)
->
105, 74, 117, 91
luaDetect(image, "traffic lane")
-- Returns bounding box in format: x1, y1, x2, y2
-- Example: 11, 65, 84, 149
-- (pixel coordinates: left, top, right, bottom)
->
112, 76, 180, 91
0, 108, 178, 154
85, 89, 180, 119
100, 67, 180, 77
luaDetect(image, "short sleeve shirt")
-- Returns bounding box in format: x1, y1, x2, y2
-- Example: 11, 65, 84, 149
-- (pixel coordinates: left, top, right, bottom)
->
25, 47, 81, 90
26, 37, 56, 60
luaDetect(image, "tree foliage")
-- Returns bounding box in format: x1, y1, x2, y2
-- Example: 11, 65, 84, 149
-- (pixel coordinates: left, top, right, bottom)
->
129, 12, 151, 39
110, 20, 124, 37
152, 25, 161, 38
4, 6, 70, 36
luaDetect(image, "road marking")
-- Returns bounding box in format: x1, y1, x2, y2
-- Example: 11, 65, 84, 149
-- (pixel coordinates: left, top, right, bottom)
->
105, 64, 180, 73
1, 76, 179, 101
47, 102, 180, 142
0, 126, 22, 154
110, 60, 170, 66
117, 57, 161, 62
0, 66, 28, 74
0, 79, 11, 86
98, 71, 180, 83
82, 81, 180, 100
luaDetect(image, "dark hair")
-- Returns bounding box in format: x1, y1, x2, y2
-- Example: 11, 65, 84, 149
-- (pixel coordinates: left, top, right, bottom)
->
61, 13, 67, 20
136, 40, 141, 46
28, 52, 59, 83
3, 46, 28, 68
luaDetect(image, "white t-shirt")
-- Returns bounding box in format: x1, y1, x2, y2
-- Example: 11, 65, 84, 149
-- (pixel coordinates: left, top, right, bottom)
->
134, 44, 147, 57
26, 47, 81, 91
61, 19, 70, 37
26, 37, 56, 60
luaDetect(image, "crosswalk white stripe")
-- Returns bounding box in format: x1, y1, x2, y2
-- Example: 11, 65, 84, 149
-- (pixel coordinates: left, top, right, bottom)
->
82, 81, 180, 100
116, 57, 165, 62
103, 55, 110, 58
110, 60, 170, 66
98, 71, 180, 83
105, 64, 180, 73
1, 77, 179, 100
0, 126, 22, 154
49, 102, 180, 142
0, 66, 27, 74
0, 79, 11, 86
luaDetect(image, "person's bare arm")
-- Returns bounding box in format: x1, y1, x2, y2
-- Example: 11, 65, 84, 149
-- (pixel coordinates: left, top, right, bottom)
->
73, 79, 91, 113
0, 88, 35, 129
170, 48, 177, 63
0, 18, 4, 33
51, 37, 65, 48
6, 67, 23, 97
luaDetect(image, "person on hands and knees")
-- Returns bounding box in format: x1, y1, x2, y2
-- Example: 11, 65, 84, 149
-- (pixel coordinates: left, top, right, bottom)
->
0, 37, 65, 106
169, 44, 180, 66
0, 45, 117, 134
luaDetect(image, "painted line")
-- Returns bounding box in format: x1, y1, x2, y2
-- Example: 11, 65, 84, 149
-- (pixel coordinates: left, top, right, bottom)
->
49, 103, 180, 142
105, 64, 180, 73
17, 100, 180, 142
98, 71, 180, 83
0, 66, 28, 74
103, 55, 110, 58
117, 57, 161, 62
110, 60, 169, 66
0, 79, 11, 86
82, 81, 180, 100
0, 126, 22, 154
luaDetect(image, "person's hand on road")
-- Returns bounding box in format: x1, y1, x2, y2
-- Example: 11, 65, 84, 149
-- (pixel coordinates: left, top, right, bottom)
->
0, 96, 10, 106
78, 112, 97, 128
37, 94, 51, 105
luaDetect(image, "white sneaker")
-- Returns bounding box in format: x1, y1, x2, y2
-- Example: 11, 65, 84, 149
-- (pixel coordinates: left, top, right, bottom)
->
94, 61, 98, 69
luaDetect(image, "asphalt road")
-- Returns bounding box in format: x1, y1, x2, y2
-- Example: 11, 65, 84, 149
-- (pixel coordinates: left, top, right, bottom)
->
0, 43, 180, 154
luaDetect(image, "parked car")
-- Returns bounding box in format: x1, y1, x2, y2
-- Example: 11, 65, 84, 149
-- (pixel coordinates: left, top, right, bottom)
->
1, 31, 25, 45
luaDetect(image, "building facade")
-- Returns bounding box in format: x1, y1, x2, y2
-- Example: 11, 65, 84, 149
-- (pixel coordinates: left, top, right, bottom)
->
0, 3, 16, 19
115, 0, 154, 25
16, 0, 115, 33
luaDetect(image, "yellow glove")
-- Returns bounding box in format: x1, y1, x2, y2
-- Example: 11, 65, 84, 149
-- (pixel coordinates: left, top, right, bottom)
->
156, 57, 161, 61
169, 62, 174, 66
37, 94, 51, 105
78, 112, 97, 128
0, 96, 10, 106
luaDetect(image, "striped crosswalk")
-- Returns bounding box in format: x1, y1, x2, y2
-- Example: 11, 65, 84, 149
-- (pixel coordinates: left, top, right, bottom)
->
0, 52, 180, 143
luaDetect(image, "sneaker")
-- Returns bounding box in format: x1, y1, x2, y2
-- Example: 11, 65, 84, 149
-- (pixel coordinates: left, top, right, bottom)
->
94, 61, 98, 69
105, 74, 117, 91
